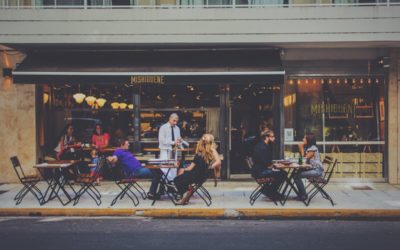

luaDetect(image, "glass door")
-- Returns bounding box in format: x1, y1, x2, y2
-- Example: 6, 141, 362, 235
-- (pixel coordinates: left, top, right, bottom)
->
228, 83, 281, 175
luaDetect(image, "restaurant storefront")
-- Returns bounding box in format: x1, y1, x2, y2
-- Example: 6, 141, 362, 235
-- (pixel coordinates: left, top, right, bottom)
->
6, 48, 389, 180
12, 48, 284, 179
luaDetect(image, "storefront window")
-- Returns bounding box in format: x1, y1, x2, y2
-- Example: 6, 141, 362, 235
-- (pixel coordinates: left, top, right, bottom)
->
39, 83, 220, 159
284, 77, 386, 178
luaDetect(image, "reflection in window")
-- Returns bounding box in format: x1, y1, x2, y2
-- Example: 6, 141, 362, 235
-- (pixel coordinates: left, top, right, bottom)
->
284, 77, 385, 144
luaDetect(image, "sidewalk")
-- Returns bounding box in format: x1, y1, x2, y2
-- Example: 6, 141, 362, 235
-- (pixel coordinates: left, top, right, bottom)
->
1, 180, 400, 219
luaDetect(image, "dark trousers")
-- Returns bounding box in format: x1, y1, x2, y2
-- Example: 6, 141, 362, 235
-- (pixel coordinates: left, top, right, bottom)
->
133, 168, 162, 195
174, 172, 198, 196
257, 168, 287, 194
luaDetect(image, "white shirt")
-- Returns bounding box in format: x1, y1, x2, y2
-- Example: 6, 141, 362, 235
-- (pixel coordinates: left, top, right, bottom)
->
158, 122, 181, 151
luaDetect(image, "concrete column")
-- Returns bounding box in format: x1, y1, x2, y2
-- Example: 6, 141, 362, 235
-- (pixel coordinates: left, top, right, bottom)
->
0, 83, 37, 183
388, 49, 400, 184
0, 51, 36, 183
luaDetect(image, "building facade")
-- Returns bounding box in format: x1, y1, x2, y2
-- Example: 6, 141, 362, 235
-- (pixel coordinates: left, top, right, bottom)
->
1, 2, 400, 183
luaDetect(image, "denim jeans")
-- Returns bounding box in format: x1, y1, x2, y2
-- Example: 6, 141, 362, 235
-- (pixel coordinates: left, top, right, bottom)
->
294, 169, 323, 196
257, 168, 287, 193
134, 167, 162, 195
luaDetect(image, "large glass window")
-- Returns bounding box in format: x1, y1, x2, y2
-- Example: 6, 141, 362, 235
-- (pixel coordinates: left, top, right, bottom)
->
284, 77, 386, 178
39, 83, 220, 160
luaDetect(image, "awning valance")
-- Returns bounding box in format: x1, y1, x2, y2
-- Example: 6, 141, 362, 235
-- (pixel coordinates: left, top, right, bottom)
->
13, 49, 284, 85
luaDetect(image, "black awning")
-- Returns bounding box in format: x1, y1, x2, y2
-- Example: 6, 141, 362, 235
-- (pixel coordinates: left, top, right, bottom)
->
13, 49, 284, 85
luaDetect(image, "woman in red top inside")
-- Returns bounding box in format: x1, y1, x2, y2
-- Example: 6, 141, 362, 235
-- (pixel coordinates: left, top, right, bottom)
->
91, 124, 110, 151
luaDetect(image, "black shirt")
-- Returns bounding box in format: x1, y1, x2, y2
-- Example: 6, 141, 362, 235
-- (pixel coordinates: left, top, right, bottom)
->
251, 140, 274, 177
191, 154, 209, 178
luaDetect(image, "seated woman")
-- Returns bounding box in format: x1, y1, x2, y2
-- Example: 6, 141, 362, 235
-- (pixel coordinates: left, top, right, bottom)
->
54, 124, 81, 160
298, 133, 321, 161
294, 133, 323, 201
92, 124, 110, 152
173, 134, 221, 205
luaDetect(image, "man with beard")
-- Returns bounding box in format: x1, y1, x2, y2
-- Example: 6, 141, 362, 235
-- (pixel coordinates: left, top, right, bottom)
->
252, 130, 286, 200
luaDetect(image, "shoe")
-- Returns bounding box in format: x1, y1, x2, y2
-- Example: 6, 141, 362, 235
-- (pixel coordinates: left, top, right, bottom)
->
176, 191, 192, 205
147, 193, 160, 200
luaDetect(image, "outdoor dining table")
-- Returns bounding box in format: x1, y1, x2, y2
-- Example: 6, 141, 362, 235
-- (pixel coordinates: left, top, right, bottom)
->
273, 160, 311, 206
144, 160, 179, 206
33, 160, 80, 206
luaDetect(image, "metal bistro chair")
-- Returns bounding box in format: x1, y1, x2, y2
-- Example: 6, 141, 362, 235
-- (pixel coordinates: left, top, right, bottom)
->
110, 164, 147, 207
305, 156, 338, 206
247, 156, 278, 206
10, 156, 44, 205
73, 156, 106, 206
187, 171, 212, 207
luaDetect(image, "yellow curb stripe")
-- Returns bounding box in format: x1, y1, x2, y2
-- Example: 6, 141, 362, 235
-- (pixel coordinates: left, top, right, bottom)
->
1, 208, 400, 218
236, 208, 400, 218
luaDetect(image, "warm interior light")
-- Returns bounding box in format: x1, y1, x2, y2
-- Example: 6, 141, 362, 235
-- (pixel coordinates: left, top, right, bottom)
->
128, 104, 134, 109
73, 93, 86, 104
43, 93, 49, 104
119, 102, 127, 109
85, 96, 97, 107
96, 98, 106, 108
111, 102, 120, 109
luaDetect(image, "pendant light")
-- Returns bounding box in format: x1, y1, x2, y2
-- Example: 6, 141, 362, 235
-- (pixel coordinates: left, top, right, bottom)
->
73, 84, 86, 104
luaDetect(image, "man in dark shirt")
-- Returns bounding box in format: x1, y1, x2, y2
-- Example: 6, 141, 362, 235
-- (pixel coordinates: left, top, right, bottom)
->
252, 130, 286, 200
108, 139, 162, 199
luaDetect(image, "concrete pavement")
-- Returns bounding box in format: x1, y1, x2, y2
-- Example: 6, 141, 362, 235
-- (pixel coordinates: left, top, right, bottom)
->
1, 180, 400, 219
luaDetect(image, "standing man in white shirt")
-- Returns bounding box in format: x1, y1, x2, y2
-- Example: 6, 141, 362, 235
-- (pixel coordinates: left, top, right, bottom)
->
158, 113, 182, 180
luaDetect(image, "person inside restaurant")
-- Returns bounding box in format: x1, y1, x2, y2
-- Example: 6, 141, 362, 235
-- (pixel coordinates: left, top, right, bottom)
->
173, 133, 221, 205
107, 138, 163, 200
54, 124, 82, 160
251, 129, 287, 201
91, 123, 110, 152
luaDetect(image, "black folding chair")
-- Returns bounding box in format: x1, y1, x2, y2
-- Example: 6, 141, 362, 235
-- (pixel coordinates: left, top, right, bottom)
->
73, 156, 106, 206
110, 165, 147, 207
305, 156, 338, 206
249, 177, 277, 206
246, 156, 278, 206
10, 156, 44, 205
188, 173, 212, 207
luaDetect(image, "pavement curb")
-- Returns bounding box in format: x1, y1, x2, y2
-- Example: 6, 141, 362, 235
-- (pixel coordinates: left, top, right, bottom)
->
1, 208, 400, 219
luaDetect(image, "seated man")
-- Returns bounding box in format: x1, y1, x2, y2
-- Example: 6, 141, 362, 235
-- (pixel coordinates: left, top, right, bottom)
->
107, 138, 162, 200
252, 130, 287, 200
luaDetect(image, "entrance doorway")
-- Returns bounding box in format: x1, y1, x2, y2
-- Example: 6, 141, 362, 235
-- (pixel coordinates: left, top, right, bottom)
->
228, 84, 282, 175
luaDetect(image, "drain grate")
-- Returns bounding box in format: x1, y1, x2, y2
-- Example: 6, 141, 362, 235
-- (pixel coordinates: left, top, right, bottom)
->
0, 190, 8, 195
351, 185, 373, 190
